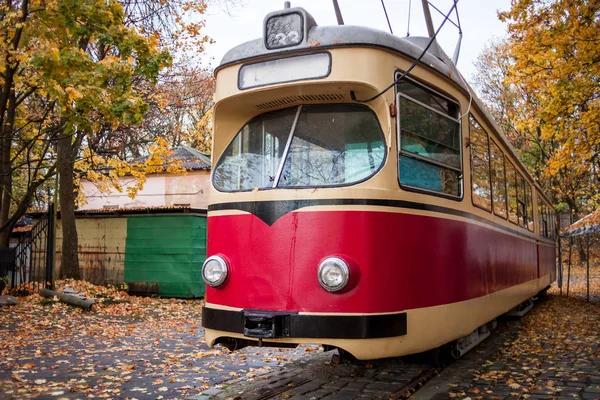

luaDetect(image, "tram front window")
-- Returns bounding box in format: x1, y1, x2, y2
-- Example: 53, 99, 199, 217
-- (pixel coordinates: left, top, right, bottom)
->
213, 104, 385, 191
279, 105, 384, 187
213, 107, 296, 191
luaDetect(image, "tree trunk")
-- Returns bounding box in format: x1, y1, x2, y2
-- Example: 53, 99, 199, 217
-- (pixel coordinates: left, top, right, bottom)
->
39, 288, 94, 310
0, 91, 15, 247
0, 0, 30, 247
57, 131, 80, 279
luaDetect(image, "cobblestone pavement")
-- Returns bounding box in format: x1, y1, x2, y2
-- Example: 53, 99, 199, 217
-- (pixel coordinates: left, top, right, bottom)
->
188, 351, 433, 400
190, 295, 600, 400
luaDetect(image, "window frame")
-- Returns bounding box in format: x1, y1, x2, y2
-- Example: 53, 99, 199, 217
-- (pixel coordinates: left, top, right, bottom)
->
541, 200, 556, 239
489, 138, 508, 220
212, 103, 388, 193
505, 159, 519, 226
525, 183, 534, 232
469, 115, 492, 212
516, 173, 527, 229
395, 74, 463, 201
538, 196, 546, 237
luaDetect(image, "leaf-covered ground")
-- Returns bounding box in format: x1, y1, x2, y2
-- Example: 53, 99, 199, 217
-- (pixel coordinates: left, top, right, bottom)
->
444, 263, 600, 399
0, 280, 318, 399
1, 263, 598, 400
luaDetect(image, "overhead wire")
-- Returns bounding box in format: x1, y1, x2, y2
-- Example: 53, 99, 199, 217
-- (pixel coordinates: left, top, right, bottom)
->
454, 1, 462, 34
351, 0, 459, 103
381, 0, 393, 34
428, 1, 460, 29
406, 0, 412, 36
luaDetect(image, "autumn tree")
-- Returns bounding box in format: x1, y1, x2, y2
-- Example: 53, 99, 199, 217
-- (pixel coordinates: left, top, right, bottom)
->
136, 68, 215, 153
0, 0, 41, 246
0, 0, 171, 275
57, 0, 220, 277
87, 67, 215, 160
0, 0, 220, 279
498, 0, 600, 212
472, 40, 553, 188
473, 0, 599, 260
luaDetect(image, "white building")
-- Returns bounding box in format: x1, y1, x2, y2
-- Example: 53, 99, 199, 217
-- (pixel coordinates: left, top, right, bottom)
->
80, 146, 212, 210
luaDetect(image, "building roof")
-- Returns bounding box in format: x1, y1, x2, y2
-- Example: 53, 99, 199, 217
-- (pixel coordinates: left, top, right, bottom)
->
134, 145, 211, 171
171, 145, 211, 170
28, 205, 207, 219
561, 210, 600, 237
12, 225, 32, 233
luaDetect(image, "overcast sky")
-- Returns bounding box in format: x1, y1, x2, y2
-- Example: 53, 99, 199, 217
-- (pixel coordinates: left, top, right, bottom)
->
202, 0, 512, 81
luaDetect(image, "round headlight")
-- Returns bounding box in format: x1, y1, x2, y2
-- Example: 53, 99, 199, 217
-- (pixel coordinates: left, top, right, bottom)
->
318, 257, 350, 292
202, 255, 228, 287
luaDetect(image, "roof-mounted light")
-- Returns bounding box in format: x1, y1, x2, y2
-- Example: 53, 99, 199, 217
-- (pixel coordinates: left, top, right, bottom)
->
263, 7, 317, 51
265, 12, 303, 49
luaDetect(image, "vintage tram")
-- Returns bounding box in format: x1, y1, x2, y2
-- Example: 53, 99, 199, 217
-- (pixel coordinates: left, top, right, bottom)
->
201, 4, 557, 360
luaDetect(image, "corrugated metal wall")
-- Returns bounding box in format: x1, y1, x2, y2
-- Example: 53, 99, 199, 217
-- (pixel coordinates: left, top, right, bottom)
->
54, 218, 127, 285
51, 213, 207, 298
124, 215, 206, 298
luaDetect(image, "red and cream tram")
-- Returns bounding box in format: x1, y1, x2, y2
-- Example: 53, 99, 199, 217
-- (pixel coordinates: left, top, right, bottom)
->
201, 5, 557, 360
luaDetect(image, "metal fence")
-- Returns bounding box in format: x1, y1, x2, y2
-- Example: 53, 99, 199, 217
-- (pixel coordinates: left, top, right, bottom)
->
3, 204, 54, 293
559, 222, 599, 302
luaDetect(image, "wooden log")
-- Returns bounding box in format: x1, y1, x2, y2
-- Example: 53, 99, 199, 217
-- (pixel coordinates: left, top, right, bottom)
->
38, 288, 95, 310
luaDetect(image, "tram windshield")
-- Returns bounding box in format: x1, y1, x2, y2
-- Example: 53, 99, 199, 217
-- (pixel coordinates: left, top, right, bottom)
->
213, 104, 385, 191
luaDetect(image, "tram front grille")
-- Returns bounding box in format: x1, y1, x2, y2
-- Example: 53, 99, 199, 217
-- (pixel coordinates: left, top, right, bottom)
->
256, 93, 347, 110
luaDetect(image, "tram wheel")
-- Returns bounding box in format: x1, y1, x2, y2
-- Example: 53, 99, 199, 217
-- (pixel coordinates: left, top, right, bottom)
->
330, 347, 358, 364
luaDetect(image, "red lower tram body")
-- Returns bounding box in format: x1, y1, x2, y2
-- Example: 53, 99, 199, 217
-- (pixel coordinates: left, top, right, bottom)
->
202, 201, 555, 359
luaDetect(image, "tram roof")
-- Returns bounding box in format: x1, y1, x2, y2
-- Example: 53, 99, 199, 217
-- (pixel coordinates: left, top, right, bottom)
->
218, 24, 464, 90
216, 7, 553, 206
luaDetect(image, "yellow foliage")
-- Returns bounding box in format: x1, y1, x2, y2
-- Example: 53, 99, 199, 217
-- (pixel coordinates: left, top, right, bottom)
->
495, 0, 600, 212
76, 138, 186, 205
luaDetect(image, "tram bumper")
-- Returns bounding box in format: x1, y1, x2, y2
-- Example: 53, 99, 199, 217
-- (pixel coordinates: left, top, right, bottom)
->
201, 306, 407, 340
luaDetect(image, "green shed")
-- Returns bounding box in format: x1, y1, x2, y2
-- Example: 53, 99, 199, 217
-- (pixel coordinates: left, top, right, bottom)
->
42, 207, 207, 298
124, 214, 207, 298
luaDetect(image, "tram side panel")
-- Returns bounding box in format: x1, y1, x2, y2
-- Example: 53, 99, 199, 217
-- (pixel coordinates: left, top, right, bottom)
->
538, 242, 557, 283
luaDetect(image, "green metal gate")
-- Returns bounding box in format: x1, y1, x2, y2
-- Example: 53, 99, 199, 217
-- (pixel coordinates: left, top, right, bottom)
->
124, 215, 206, 298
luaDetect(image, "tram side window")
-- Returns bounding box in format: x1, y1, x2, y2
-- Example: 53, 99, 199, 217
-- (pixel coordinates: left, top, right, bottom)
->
506, 161, 519, 225
397, 80, 461, 197
470, 116, 492, 211
538, 201, 557, 239
397, 80, 459, 117
516, 173, 527, 228
526, 184, 534, 232
538, 200, 546, 237
490, 141, 507, 218
546, 206, 553, 239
